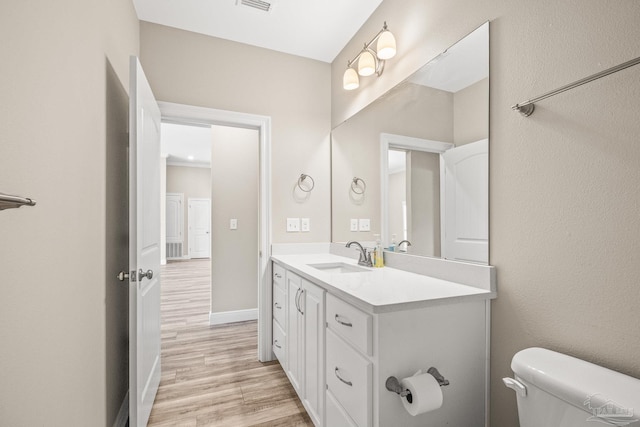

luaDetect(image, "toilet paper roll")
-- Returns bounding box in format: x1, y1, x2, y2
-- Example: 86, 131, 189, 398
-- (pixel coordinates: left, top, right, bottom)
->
400, 372, 443, 416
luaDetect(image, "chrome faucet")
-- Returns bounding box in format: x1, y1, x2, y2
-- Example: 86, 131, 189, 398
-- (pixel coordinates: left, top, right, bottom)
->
398, 240, 412, 251
345, 241, 372, 267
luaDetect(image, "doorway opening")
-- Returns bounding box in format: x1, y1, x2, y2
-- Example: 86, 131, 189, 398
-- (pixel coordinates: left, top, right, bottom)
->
159, 102, 272, 362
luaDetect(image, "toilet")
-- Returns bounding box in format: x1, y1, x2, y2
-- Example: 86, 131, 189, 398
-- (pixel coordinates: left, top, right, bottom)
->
503, 347, 640, 426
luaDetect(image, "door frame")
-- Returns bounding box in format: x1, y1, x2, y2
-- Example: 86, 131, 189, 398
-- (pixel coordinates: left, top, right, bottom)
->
188, 197, 211, 259
158, 101, 273, 362
379, 133, 453, 248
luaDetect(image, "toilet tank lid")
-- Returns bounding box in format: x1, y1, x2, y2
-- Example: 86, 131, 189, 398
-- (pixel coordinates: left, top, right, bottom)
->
512, 347, 640, 417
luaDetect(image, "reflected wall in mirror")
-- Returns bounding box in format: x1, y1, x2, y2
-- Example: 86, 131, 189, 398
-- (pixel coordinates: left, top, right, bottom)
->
331, 22, 489, 264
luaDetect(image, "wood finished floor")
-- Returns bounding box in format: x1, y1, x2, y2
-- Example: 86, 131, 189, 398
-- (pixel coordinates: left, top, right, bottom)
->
148, 259, 313, 427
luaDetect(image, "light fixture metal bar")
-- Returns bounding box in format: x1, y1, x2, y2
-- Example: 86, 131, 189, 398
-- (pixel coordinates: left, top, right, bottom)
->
512, 55, 640, 117
346, 22, 389, 68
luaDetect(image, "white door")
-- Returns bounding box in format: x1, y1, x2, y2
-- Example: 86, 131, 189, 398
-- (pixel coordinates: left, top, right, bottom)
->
442, 139, 488, 263
166, 193, 183, 245
188, 198, 211, 258
129, 56, 162, 427
303, 280, 325, 426
287, 272, 304, 392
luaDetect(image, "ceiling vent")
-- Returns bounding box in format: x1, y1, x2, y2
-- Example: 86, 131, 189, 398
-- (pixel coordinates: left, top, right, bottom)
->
238, 0, 272, 12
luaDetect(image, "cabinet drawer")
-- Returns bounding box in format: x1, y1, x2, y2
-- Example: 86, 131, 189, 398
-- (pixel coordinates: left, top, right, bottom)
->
273, 263, 285, 289
273, 320, 286, 365
326, 389, 358, 427
326, 293, 372, 356
273, 284, 286, 328
326, 329, 371, 427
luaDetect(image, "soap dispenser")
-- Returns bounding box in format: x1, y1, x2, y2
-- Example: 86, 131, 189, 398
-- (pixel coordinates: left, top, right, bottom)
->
373, 234, 384, 268
389, 234, 397, 252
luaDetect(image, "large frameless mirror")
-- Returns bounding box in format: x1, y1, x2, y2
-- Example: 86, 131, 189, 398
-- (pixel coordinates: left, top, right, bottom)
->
331, 22, 489, 264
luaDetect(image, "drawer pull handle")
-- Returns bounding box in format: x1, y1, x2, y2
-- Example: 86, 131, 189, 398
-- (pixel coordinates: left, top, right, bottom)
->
274, 273, 282, 279
334, 367, 352, 387
274, 340, 282, 349
335, 314, 353, 327
274, 302, 282, 309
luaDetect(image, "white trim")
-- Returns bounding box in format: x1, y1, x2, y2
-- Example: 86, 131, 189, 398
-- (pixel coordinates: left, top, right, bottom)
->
112, 390, 129, 427
380, 133, 453, 247
209, 308, 259, 325
166, 160, 211, 169
158, 101, 272, 362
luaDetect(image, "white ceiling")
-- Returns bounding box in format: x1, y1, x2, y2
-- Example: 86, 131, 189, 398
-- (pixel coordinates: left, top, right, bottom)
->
132, 0, 384, 63
161, 123, 212, 166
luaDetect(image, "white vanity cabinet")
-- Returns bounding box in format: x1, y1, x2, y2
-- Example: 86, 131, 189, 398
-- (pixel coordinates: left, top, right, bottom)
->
272, 255, 493, 427
274, 263, 326, 427
327, 294, 488, 427
272, 264, 286, 365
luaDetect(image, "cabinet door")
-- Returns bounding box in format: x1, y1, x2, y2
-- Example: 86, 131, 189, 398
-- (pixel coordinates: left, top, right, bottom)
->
286, 272, 304, 393
303, 280, 325, 426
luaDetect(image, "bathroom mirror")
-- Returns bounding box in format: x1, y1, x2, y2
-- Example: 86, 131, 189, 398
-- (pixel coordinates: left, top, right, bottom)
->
331, 22, 489, 264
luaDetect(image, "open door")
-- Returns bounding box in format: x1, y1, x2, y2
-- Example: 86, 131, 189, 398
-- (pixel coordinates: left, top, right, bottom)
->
129, 56, 162, 427
442, 139, 488, 263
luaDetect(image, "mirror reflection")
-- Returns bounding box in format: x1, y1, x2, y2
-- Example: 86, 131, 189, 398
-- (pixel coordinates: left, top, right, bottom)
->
331, 22, 489, 264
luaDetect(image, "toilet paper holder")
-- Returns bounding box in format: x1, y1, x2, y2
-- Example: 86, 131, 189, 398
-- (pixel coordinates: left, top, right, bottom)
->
385, 367, 449, 402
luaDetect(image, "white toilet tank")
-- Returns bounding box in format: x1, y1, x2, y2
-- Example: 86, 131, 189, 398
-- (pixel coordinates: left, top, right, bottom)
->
503, 347, 640, 427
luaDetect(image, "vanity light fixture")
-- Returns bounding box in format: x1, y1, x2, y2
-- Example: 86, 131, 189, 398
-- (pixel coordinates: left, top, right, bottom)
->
343, 22, 397, 91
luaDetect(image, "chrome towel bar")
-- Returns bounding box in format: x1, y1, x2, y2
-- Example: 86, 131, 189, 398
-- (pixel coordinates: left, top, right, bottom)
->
0, 192, 37, 211
512, 55, 640, 117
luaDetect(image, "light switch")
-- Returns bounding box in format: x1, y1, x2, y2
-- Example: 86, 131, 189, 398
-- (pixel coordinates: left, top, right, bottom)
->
359, 218, 370, 232
301, 218, 310, 232
287, 218, 300, 232
350, 219, 358, 232
230, 219, 238, 230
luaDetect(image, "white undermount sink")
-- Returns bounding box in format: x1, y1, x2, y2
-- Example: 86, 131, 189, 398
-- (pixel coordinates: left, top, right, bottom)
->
307, 262, 370, 274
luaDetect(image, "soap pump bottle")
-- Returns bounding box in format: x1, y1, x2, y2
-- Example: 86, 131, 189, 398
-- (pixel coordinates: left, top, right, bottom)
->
389, 234, 397, 252
373, 234, 384, 268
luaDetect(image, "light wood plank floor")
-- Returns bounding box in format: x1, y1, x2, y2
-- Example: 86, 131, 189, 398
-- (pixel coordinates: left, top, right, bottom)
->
147, 259, 313, 427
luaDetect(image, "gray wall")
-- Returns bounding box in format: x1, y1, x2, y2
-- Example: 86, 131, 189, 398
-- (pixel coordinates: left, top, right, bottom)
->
454, 78, 489, 145
407, 150, 441, 257
0, 0, 139, 425
166, 165, 212, 256
210, 126, 260, 313
332, 83, 453, 242
139, 22, 332, 245
332, 1, 640, 425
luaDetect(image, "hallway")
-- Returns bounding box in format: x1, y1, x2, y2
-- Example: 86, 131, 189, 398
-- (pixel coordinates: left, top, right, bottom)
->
147, 259, 312, 426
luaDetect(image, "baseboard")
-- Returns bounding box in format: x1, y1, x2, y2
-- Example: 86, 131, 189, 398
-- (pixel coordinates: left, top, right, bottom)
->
113, 390, 129, 427
209, 308, 258, 326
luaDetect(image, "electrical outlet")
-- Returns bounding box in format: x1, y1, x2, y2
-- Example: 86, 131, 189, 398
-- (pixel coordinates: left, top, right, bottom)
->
359, 218, 370, 232
350, 219, 358, 232
230, 219, 238, 230
301, 218, 310, 232
286, 218, 300, 232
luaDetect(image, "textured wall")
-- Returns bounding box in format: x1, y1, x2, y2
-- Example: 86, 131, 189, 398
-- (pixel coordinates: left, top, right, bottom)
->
0, 0, 139, 425
332, 1, 640, 425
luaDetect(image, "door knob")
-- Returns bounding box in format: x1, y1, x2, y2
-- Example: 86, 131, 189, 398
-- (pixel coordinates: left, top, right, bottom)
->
138, 269, 154, 281
116, 271, 129, 281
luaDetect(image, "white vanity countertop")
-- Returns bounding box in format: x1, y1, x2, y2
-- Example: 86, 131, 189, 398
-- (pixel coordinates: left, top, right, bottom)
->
271, 253, 496, 314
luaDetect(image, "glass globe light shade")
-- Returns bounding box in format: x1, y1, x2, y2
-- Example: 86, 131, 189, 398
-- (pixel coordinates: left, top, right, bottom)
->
376, 30, 396, 60
343, 67, 359, 90
358, 50, 376, 76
